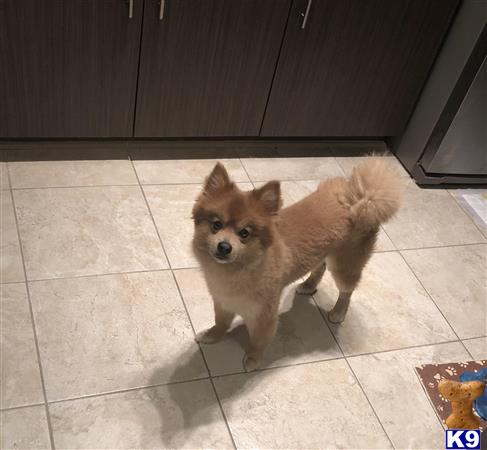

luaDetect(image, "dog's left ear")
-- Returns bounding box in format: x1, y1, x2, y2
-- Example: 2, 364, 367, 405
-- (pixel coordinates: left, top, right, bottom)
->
254, 181, 282, 215
203, 162, 231, 194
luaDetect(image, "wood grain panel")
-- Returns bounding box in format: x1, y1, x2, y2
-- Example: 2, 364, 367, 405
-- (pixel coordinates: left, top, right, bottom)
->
0, 0, 143, 138
135, 0, 291, 137
261, 0, 459, 137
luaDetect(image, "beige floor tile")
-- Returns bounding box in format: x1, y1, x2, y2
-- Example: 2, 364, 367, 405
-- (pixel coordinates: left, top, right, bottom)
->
241, 156, 343, 182
349, 342, 470, 450
1, 283, 43, 409
314, 252, 456, 355
29, 271, 206, 401
0, 162, 9, 189
144, 183, 252, 269
8, 160, 137, 189
0, 191, 24, 283
273, 179, 320, 206
335, 155, 410, 178
134, 158, 249, 185
49, 381, 233, 449
402, 245, 487, 339
213, 360, 391, 449
14, 186, 168, 280
462, 337, 487, 359
1, 406, 51, 449
175, 268, 342, 376
382, 183, 485, 249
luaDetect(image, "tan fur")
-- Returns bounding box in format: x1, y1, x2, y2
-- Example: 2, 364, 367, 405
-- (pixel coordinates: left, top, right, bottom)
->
192, 159, 404, 371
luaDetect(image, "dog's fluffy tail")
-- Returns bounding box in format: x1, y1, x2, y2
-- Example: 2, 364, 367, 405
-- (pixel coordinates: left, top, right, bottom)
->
347, 157, 405, 231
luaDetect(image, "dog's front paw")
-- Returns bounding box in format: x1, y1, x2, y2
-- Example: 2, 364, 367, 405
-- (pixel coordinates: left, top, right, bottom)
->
243, 353, 263, 372
296, 282, 317, 295
195, 327, 225, 344
328, 310, 346, 324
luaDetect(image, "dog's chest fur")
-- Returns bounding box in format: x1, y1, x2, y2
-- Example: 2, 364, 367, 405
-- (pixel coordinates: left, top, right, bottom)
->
201, 261, 279, 320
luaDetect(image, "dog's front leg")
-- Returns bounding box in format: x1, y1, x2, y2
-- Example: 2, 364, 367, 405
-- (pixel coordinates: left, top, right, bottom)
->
195, 302, 235, 344
243, 308, 278, 372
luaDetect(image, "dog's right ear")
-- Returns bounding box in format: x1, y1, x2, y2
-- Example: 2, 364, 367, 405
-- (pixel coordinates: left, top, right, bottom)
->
203, 162, 231, 194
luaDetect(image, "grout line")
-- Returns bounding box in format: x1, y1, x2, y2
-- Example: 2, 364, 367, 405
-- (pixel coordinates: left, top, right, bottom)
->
380, 218, 399, 252
6, 170, 56, 450
45, 376, 211, 406
342, 338, 465, 360
398, 241, 487, 253
343, 357, 397, 450
460, 335, 487, 342
309, 294, 396, 449
10, 183, 139, 191
0, 402, 45, 413
0, 280, 27, 286
397, 251, 476, 361
142, 179, 254, 187
128, 157, 237, 450
171, 272, 237, 450
238, 158, 256, 189
26, 267, 172, 284
210, 354, 346, 380
333, 156, 348, 177
128, 158, 172, 273
4, 162, 12, 189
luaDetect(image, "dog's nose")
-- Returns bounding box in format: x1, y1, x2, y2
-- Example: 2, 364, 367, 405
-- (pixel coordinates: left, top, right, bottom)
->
217, 241, 232, 256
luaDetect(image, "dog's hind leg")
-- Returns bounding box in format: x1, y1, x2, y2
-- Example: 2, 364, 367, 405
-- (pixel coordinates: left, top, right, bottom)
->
328, 291, 353, 324
326, 236, 375, 323
296, 262, 326, 295
328, 265, 361, 323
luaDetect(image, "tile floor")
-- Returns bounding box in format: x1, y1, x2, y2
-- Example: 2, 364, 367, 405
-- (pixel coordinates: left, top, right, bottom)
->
1, 153, 486, 450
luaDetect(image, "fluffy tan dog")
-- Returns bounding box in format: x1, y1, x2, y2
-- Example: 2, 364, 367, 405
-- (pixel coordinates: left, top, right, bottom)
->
192, 158, 404, 370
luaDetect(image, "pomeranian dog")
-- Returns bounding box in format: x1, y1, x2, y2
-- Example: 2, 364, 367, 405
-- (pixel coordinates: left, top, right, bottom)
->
192, 158, 404, 371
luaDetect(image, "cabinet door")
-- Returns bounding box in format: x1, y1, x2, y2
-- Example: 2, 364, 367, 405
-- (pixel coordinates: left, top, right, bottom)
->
0, 0, 142, 138
134, 0, 291, 137
261, 0, 459, 137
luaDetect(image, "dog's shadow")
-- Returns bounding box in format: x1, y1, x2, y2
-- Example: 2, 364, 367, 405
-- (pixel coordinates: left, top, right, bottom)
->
146, 287, 349, 447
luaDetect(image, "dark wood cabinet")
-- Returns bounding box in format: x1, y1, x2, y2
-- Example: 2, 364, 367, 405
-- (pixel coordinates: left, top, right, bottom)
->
0, 0, 459, 140
134, 0, 291, 137
261, 0, 459, 137
0, 0, 143, 138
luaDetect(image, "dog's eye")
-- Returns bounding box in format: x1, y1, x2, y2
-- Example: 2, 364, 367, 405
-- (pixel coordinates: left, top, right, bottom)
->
212, 221, 223, 232
238, 228, 250, 239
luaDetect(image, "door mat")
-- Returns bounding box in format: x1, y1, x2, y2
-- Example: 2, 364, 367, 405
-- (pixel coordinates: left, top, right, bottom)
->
416, 359, 487, 430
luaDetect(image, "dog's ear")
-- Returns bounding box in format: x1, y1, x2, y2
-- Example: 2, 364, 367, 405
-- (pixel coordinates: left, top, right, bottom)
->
253, 181, 282, 215
203, 162, 231, 194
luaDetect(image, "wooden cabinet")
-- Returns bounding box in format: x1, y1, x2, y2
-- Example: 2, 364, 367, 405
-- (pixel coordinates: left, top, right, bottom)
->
261, 0, 459, 137
0, 0, 142, 138
134, 0, 291, 137
0, 0, 459, 139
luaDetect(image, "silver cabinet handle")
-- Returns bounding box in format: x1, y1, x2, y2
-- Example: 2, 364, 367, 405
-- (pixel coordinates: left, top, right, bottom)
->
159, 0, 165, 20
128, 0, 133, 19
301, 0, 313, 29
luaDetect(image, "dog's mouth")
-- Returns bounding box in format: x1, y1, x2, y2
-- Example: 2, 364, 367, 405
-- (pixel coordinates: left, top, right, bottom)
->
212, 253, 234, 264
